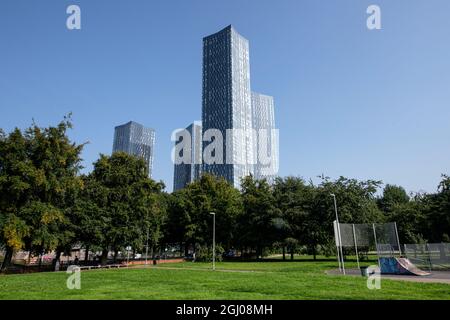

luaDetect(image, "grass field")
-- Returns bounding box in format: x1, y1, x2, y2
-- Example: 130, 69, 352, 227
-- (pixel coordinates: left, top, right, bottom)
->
0, 256, 449, 300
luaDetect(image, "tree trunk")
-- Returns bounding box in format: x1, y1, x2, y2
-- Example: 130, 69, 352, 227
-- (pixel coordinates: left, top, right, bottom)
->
101, 249, 108, 266
312, 245, 317, 261
184, 243, 189, 257
53, 249, 62, 271
290, 249, 294, 260
282, 247, 286, 261
113, 249, 118, 263
1, 246, 14, 271
38, 252, 43, 271
84, 246, 90, 262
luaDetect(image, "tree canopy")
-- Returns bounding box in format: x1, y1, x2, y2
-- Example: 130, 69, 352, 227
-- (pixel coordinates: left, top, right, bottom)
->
1, 117, 449, 269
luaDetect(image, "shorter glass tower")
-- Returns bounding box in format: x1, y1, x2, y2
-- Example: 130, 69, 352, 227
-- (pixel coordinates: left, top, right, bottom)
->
252, 92, 278, 183
113, 121, 156, 177
173, 121, 202, 191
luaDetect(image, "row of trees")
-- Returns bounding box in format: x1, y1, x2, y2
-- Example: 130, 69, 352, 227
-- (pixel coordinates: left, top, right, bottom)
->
0, 117, 167, 270
1, 117, 449, 270
168, 173, 450, 260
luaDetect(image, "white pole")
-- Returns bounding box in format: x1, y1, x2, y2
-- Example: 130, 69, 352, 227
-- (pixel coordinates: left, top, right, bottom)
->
373, 224, 380, 268
352, 224, 360, 269
145, 225, 149, 267
332, 194, 345, 275
334, 221, 342, 272
336, 247, 341, 271
210, 212, 216, 271
426, 243, 432, 272
394, 222, 401, 257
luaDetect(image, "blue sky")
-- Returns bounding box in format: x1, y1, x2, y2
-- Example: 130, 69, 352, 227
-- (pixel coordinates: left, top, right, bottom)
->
1, 0, 449, 193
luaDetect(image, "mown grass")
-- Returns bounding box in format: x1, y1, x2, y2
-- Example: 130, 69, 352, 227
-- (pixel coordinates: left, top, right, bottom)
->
0, 256, 449, 300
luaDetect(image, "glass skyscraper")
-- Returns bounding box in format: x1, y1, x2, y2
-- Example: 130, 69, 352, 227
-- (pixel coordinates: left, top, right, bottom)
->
202, 25, 255, 188
112, 121, 155, 178
173, 121, 202, 191
251, 92, 279, 183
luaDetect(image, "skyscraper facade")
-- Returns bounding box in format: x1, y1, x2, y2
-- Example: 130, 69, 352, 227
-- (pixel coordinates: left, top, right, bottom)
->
173, 121, 202, 191
202, 25, 255, 188
251, 92, 279, 183
112, 121, 155, 177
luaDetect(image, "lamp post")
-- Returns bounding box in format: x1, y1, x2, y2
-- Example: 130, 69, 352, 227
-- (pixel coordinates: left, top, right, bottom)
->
210, 212, 216, 271
126, 246, 131, 267
331, 193, 345, 274
145, 224, 149, 267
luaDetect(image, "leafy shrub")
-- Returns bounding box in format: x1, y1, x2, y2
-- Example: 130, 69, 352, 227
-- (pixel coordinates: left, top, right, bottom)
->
194, 244, 224, 262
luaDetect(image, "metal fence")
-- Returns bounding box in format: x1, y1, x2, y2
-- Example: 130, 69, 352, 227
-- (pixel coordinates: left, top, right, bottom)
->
404, 243, 450, 271
334, 221, 401, 273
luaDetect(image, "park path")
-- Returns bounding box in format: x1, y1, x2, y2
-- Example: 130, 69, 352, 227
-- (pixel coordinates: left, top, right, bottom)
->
327, 268, 450, 285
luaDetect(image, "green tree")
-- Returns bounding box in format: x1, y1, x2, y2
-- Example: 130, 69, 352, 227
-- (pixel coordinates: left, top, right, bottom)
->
0, 117, 83, 270
85, 152, 164, 265
167, 174, 242, 255
273, 176, 312, 259
423, 175, 450, 242
307, 176, 383, 259
238, 176, 279, 259
378, 184, 410, 213
388, 200, 425, 244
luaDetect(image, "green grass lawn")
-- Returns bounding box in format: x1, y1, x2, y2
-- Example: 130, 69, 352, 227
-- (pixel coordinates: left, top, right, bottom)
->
0, 256, 449, 300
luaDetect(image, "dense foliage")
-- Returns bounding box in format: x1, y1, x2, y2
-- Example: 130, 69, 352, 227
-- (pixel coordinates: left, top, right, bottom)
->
1, 117, 449, 270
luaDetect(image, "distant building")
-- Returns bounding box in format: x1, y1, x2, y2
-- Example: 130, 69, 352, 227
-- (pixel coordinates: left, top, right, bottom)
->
173, 121, 202, 191
251, 92, 278, 183
112, 121, 155, 177
201, 25, 255, 188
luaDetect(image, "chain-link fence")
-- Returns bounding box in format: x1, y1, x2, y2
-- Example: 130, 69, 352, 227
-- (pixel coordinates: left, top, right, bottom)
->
404, 243, 450, 271
335, 222, 400, 252
334, 221, 401, 273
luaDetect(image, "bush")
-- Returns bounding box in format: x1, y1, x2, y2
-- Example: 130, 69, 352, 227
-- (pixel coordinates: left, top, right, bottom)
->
319, 240, 337, 257
194, 244, 224, 262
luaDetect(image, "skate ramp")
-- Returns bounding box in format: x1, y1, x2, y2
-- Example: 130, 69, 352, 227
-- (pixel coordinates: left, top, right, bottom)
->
380, 257, 430, 276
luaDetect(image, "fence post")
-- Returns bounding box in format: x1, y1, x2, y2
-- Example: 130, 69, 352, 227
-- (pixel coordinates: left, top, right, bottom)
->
426, 243, 432, 272
352, 224, 360, 269
372, 224, 380, 268
394, 222, 401, 257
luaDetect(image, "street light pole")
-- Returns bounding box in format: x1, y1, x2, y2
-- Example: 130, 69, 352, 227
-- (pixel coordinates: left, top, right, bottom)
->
210, 212, 216, 271
331, 193, 345, 275
145, 225, 149, 267
126, 246, 131, 267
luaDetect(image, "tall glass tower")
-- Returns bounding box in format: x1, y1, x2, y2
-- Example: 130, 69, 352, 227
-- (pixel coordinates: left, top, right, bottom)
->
112, 121, 155, 177
251, 92, 279, 183
202, 25, 255, 188
173, 121, 202, 191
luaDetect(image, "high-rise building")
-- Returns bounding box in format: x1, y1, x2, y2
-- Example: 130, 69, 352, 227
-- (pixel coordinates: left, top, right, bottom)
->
202, 25, 255, 188
112, 121, 155, 177
251, 92, 278, 183
173, 121, 202, 191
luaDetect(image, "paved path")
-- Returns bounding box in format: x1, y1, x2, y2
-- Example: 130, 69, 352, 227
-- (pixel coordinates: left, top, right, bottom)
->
327, 268, 450, 284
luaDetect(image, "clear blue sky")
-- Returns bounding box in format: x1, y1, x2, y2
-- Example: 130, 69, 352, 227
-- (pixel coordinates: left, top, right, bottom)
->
1, 0, 449, 193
